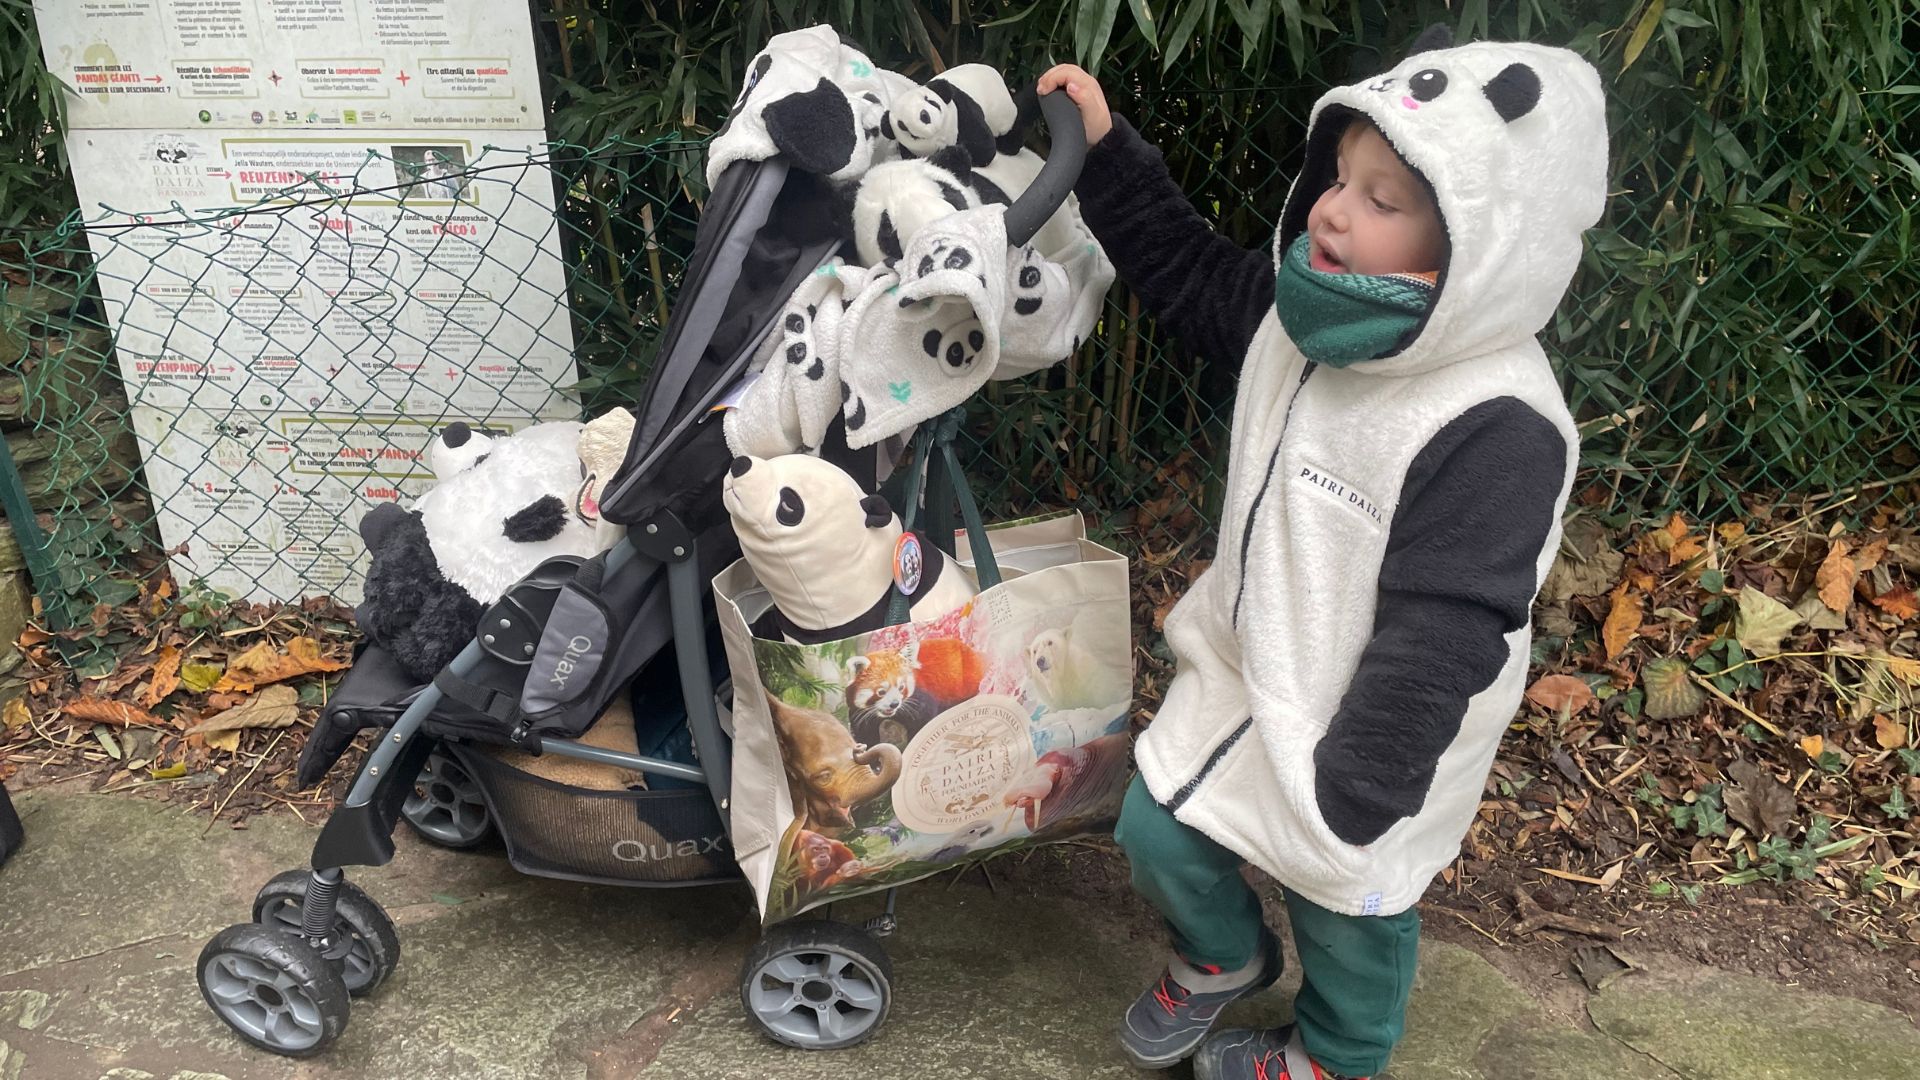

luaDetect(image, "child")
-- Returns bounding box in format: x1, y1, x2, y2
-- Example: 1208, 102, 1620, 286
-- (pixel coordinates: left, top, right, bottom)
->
1038, 25, 1607, 1080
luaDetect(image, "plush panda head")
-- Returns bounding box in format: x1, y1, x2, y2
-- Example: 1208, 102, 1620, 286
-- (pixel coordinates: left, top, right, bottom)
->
706, 25, 897, 187
412, 420, 606, 604
358, 420, 617, 681
883, 64, 1019, 167
722, 453, 900, 631
850, 147, 980, 266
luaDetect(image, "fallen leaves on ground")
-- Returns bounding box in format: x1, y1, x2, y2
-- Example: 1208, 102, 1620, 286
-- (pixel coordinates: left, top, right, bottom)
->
62, 698, 166, 728
213, 637, 347, 692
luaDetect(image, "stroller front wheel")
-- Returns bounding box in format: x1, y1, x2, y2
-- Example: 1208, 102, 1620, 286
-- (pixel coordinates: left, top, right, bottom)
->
251, 869, 400, 996
197, 922, 350, 1057
741, 920, 893, 1050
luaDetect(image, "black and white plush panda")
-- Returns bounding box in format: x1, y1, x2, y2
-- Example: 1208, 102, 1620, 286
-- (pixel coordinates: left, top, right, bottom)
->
881, 63, 1026, 168
358, 420, 613, 682
722, 453, 975, 644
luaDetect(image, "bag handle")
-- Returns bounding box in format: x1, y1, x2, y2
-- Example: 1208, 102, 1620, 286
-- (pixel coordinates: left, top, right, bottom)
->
884, 408, 1000, 627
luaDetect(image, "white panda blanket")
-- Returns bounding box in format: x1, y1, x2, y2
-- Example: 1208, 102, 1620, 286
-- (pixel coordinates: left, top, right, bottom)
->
713, 28, 1115, 455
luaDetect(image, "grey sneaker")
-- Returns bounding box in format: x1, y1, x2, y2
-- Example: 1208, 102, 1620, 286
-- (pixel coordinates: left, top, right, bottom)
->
1195, 1026, 1358, 1079
1119, 932, 1281, 1069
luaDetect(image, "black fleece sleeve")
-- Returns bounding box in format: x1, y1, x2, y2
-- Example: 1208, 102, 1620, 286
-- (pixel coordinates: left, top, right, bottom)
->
1312, 398, 1568, 847
1074, 115, 1273, 371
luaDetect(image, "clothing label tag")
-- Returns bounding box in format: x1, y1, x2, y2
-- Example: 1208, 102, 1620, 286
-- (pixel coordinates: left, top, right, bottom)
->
708, 370, 760, 414
1362, 892, 1384, 916
893, 532, 923, 596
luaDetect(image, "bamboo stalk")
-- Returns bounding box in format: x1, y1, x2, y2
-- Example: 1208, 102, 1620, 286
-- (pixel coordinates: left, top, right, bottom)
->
1117, 292, 1141, 458
640, 202, 671, 328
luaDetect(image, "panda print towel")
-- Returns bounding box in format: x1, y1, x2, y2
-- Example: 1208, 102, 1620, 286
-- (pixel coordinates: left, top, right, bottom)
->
714, 26, 1116, 456
724, 205, 1104, 457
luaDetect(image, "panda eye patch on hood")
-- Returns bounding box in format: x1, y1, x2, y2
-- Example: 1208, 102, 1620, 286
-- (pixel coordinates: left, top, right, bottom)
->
503, 495, 568, 543
776, 487, 806, 527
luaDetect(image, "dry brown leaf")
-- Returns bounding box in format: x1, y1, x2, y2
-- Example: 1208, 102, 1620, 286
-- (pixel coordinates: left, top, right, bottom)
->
1873, 714, 1909, 751
213, 637, 347, 692
1856, 537, 1889, 574
1526, 674, 1595, 715
1888, 655, 1920, 686
1661, 514, 1705, 566
1717, 522, 1748, 545
1799, 734, 1825, 760
1815, 540, 1856, 613
63, 698, 166, 728
1724, 760, 1796, 838
1871, 587, 1919, 621
1603, 582, 1643, 660
187, 684, 299, 735
146, 645, 182, 707
205, 729, 242, 753
2, 698, 29, 733
97, 657, 155, 697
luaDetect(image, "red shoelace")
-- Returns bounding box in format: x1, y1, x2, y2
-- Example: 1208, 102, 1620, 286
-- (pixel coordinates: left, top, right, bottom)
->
1150, 971, 1192, 1016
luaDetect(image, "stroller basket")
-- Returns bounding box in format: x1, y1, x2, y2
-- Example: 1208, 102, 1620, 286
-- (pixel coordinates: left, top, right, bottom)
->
451, 745, 734, 887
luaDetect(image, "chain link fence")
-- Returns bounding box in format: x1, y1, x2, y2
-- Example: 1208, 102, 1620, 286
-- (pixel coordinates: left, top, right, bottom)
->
3, 41, 1916, 632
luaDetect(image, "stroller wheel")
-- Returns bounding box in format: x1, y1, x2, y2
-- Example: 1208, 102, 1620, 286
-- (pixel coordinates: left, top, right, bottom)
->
197, 922, 350, 1058
401, 749, 494, 848
252, 870, 400, 996
741, 920, 893, 1050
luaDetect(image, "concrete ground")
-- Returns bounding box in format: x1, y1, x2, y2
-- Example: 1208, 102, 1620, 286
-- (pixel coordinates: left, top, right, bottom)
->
2, 785, 1917, 1079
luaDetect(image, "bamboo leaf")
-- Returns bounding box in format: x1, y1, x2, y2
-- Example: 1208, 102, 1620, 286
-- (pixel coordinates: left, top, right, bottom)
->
1621, 0, 1666, 71
1125, 0, 1158, 47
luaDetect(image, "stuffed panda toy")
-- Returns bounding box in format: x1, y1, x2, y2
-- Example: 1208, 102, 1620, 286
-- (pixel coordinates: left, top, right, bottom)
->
850, 147, 988, 266
723, 453, 976, 644
358, 419, 618, 683
882, 63, 1024, 167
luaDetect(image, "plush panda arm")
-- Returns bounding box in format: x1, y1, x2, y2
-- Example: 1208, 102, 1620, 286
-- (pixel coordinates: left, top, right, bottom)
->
1309, 398, 1567, 846
1073, 114, 1273, 372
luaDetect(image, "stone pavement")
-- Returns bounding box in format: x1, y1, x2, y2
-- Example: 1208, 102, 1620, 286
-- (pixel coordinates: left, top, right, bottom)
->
1, 785, 1915, 1079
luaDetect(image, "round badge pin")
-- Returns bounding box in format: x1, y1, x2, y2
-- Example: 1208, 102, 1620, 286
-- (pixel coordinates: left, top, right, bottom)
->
893, 533, 923, 595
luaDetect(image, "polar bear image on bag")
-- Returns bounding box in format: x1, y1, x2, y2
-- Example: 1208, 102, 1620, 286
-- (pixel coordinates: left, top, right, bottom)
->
1024, 608, 1132, 713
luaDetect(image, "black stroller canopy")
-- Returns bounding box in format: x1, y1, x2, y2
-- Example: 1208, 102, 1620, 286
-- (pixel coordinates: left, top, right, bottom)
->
598, 160, 843, 527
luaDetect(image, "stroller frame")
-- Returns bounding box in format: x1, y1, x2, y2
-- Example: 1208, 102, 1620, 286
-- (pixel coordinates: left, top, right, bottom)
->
195, 89, 1086, 1060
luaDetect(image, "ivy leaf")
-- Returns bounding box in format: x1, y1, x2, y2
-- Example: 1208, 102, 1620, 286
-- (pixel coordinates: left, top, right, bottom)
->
1642, 657, 1706, 719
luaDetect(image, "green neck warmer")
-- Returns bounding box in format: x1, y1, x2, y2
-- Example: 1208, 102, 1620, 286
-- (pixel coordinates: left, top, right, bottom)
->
1273, 234, 1436, 368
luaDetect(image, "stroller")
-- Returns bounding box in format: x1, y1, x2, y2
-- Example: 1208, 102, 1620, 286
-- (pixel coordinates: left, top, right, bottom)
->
193, 90, 1087, 1059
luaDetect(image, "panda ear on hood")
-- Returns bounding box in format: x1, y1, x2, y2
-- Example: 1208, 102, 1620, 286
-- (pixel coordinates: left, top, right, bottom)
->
1406, 22, 1454, 57
859, 493, 893, 528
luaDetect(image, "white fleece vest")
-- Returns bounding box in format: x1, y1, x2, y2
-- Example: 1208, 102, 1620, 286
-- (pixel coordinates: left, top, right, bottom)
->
1135, 41, 1607, 916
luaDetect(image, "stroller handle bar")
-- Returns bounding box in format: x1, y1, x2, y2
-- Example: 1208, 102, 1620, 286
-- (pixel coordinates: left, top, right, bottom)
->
1003, 88, 1086, 249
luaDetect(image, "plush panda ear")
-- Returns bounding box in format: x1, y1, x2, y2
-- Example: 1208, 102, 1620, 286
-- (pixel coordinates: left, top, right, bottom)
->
1484, 62, 1541, 123
859, 493, 893, 528
764, 79, 859, 175
948, 91, 996, 167
1407, 23, 1453, 57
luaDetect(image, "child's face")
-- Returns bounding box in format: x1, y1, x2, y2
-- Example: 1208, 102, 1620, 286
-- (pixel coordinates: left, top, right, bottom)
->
1305, 123, 1446, 277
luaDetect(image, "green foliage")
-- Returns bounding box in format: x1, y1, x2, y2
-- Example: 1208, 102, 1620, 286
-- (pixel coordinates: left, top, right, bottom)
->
1669, 782, 1729, 837
0, 0, 76, 232
1, 0, 1914, 616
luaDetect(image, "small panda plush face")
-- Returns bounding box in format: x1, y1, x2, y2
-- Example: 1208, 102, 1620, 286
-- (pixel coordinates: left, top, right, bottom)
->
724, 453, 912, 632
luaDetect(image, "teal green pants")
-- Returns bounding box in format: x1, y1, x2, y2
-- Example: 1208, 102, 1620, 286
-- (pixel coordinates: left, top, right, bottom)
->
1114, 773, 1419, 1078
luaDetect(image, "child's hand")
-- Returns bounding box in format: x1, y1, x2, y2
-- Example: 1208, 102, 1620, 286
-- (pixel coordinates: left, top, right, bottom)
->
1036, 64, 1113, 146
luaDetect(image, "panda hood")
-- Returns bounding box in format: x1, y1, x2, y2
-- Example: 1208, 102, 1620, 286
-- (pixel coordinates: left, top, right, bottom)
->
1271, 36, 1607, 377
